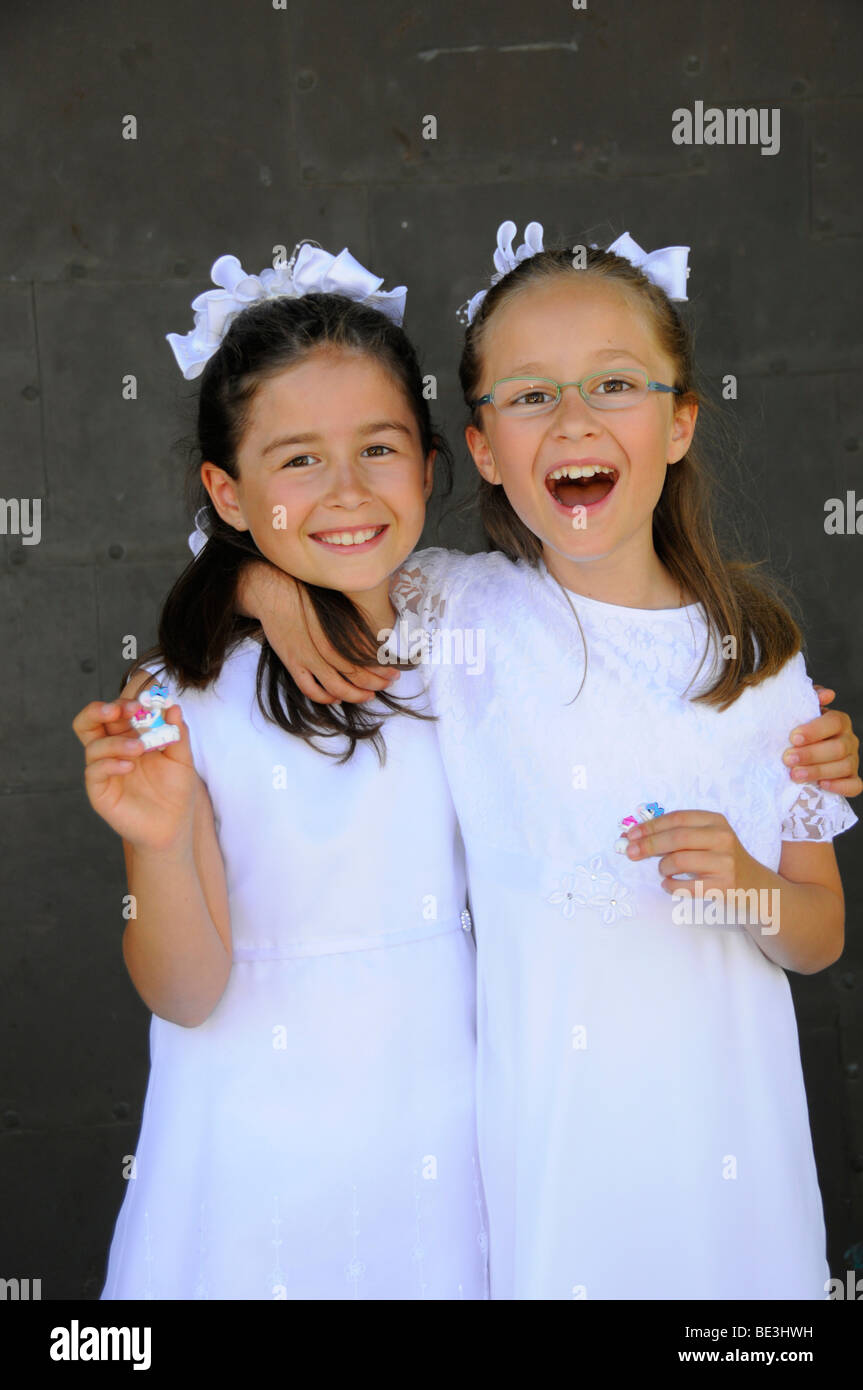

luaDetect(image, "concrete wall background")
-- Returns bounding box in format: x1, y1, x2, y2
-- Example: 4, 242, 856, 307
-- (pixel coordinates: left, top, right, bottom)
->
1, 0, 861, 1297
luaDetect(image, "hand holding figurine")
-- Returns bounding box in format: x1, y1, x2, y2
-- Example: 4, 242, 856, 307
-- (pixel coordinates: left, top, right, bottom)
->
72, 683, 198, 853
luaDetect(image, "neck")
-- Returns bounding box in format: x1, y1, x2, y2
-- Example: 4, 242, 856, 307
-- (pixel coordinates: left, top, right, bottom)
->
541, 536, 686, 610
345, 583, 397, 636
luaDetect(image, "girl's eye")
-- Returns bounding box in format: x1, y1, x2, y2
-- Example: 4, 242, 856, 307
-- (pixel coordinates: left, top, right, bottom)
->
363, 444, 395, 458
281, 454, 316, 469
593, 374, 637, 395
514, 390, 553, 406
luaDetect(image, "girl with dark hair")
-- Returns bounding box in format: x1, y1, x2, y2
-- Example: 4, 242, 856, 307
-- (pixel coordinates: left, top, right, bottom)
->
72, 243, 489, 1300
235, 223, 860, 1300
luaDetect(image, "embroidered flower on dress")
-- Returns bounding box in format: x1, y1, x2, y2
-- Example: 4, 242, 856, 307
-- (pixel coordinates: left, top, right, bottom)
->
547, 854, 636, 925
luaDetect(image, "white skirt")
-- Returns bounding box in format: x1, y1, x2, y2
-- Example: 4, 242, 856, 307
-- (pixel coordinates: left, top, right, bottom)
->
101, 920, 489, 1300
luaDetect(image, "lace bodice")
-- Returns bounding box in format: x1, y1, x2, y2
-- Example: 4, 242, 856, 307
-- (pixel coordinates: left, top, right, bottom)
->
391, 547, 857, 873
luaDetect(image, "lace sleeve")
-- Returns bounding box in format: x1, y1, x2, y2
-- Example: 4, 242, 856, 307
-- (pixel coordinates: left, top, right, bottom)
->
763, 651, 859, 842
389, 546, 474, 628
780, 782, 858, 842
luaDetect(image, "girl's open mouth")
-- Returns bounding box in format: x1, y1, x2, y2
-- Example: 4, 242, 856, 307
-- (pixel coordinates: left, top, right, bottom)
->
545, 462, 618, 511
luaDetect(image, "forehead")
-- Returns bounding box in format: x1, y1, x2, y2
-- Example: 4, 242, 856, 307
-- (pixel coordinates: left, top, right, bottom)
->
241, 347, 415, 445
482, 275, 663, 368
252, 346, 407, 407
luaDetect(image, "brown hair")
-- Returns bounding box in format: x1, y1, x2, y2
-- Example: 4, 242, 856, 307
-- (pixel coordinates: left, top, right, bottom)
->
127, 289, 452, 764
458, 242, 802, 709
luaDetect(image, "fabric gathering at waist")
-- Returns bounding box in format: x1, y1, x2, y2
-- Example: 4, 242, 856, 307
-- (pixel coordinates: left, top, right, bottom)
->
230, 909, 472, 962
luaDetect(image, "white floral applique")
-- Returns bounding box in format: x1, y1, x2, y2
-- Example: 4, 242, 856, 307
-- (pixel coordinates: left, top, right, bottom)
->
547, 853, 636, 925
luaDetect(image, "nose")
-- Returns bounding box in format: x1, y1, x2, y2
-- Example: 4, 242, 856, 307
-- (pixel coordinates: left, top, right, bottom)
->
321, 454, 375, 510
550, 383, 602, 437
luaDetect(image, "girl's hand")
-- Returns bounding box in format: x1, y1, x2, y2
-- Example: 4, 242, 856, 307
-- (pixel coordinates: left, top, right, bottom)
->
237, 559, 400, 706
783, 687, 861, 797
622, 810, 755, 895
72, 696, 198, 853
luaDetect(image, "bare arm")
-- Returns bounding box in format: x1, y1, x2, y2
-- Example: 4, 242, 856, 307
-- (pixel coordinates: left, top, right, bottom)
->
121, 772, 232, 1028
236, 559, 399, 704
625, 810, 845, 975
751, 839, 845, 974
74, 672, 232, 1027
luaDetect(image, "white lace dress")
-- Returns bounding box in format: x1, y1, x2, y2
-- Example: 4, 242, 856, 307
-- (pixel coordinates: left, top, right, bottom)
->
101, 633, 489, 1300
390, 547, 858, 1301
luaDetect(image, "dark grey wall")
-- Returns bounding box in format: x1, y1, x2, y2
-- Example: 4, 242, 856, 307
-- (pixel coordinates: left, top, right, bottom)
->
2, 0, 861, 1298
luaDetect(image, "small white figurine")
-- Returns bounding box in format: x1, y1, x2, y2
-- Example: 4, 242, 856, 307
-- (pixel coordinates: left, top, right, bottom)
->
614, 800, 665, 854
129, 683, 181, 751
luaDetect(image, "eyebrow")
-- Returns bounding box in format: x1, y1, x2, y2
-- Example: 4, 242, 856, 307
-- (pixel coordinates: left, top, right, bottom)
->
261, 420, 414, 455
507, 349, 647, 374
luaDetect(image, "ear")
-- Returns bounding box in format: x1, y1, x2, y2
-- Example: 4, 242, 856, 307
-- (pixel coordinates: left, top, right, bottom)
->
422, 447, 436, 501
465, 423, 502, 485
200, 461, 249, 531
667, 398, 698, 466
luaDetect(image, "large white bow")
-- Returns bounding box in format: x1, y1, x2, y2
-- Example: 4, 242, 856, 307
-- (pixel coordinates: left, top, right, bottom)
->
603, 231, 690, 302
166, 244, 408, 380
461, 220, 690, 324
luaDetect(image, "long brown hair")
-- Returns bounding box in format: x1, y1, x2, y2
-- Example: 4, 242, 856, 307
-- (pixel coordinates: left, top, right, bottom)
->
458, 242, 802, 709
127, 289, 453, 763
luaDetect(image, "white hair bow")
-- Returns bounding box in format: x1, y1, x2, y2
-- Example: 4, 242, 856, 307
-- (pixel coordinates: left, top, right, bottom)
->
166, 243, 408, 380
602, 231, 690, 302
459, 220, 690, 324
459, 220, 545, 325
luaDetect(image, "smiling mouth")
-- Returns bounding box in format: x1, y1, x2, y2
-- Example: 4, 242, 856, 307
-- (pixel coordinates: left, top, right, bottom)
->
545, 463, 618, 509
308, 524, 388, 549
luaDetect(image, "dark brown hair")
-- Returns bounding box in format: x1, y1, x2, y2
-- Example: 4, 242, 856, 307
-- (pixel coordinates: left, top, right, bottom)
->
458, 241, 802, 709
127, 287, 452, 763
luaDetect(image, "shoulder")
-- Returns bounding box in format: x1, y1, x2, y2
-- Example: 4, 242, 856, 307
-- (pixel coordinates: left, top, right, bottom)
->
391, 545, 527, 623
752, 649, 820, 722
119, 635, 262, 704
119, 654, 175, 703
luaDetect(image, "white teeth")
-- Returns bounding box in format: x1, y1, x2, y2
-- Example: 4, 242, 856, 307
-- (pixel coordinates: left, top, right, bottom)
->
547, 464, 616, 482
317, 526, 383, 546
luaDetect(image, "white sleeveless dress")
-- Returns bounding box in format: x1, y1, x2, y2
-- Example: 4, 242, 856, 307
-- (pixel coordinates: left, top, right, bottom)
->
391, 547, 858, 1301
101, 632, 489, 1300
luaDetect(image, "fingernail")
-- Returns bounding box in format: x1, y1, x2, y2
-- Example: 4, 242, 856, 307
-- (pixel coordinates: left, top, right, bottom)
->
784, 752, 799, 765
124, 738, 140, 750
627, 844, 641, 858
791, 733, 805, 745
100, 703, 115, 716
792, 767, 807, 779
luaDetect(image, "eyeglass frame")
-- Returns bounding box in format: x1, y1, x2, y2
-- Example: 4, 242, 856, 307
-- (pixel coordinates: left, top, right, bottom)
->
470, 369, 683, 414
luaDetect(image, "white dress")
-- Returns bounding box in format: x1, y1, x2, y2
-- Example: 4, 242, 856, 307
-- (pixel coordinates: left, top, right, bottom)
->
101, 633, 489, 1300
391, 547, 858, 1301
